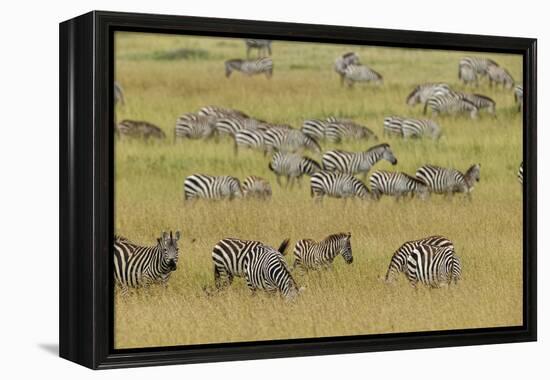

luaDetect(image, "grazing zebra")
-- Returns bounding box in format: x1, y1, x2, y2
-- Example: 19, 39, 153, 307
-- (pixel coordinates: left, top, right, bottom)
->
114, 231, 181, 294
416, 164, 481, 196
514, 85, 523, 112
302, 116, 346, 140
211, 237, 289, 289
385, 235, 454, 283
334, 52, 360, 85
325, 120, 378, 142
458, 56, 499, 85
310, 171, 371, 201
269, 152, 321, 187
234, 128, 268, 154
245, 39, 272, 58
116, 120, 166, 140
401, 118, 441, 139
225, 57, 273, 78
383, 116, 404, 137
343, 64, 383, 87
242, 176, 272, 199
322, 144, 397, 177
406, 244, 462, 288
369, 170, 429, 200
217, 116, 267, 137
174, 114, 216, 140
264, 128, 321, 154
183, 174, 242, 200
406, 83, 452, 106
518, 162, 523, 185
243, 244, 301, 300
487, 65, 515, 89
293, 232, 353, 269
455, 92, 496, 114
114, 82, 125, 105
423, 94, 479, 119
198, 105, 249, 119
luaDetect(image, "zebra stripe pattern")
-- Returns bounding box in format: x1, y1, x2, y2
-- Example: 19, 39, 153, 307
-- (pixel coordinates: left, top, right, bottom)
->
242, 176, 272, 199
518, 162, 523, 185
269, 152, 321, 187
264, 128, 321, 154
343, 64, 383, 87
301, 116, 345, 140
455, 92, 496, 114
175, 114, 216, 140
385, 235, 454, 283
234, 128, 267, 154
225, 58, 273, 78
406, 244, 462, 288
116, 120, 166, 140
198, 105, 249, 119
416, 164, 481, 196
322, 144, 397, 176
401, 118, 441, 139
334, 52, 360, 85
406, 83, 452, 106
325, 120, 378, 142
293, 233, 353, 269
370, 170, 429, 200
424, 94, 479, 119
487, 65, 515, 89
310, 171, 371, 201
383, 116, 404, 137
458, 56, 499, 85
183, 174, 242, 200
514, 85, 523, 112
114, 232, 181, 294
245, 39, 272, 58
217, 116, 267, 137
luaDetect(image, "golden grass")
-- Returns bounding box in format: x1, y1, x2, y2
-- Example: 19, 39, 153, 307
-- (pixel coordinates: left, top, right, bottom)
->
113, 32, 523, 349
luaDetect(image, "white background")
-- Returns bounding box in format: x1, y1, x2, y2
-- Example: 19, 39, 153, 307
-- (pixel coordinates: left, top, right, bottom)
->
0, 0, 546, 378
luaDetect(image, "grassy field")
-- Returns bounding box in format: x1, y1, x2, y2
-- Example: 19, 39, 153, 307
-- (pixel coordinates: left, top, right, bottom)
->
114, 32, 523, 349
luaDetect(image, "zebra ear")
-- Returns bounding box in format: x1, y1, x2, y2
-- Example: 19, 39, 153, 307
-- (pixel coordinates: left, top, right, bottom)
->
162, 231, 169, 241
175, 231, 181, 241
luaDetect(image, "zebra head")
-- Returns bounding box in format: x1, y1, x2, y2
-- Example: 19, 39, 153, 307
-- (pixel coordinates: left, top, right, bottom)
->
158, 231, 181, 271
464, 164, 481, 190
338, 233, 353, 264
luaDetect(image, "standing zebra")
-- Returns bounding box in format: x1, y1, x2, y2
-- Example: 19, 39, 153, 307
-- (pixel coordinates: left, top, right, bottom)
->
514, 85, 523, 112
383, 116, 404, 137
406, 83, 452, 106
302, 116, 348, 140
269, 152, 321, 187
416, 164, 481, 197
211, 237, 289, 289
423, 94, 479, 119
343, 64, 383, 87
114, 81, 125, 105
322, 144, 398, 177
406, 244, 462, 288
234, 128, 267, 154
455, 92, 496, 114
116, 120, 166, 140
325, 120, 378, 142
518, 162, 523, 185
175, 114, 217, 140
198, 105, 249, 119
487, 65, 515, 89
310, 171, 371, 201
293, 232, 353, 269
458, 56, 499, 85
369, 170, 429, 200
217, 116, 267, 137
264, 128, 321, 154
334, 52, 360, 85
225, 57, 273, 78
183, 174, 242, 200
114, 231, 181, 294
401, 118, 441, 139
245, 39, 272, 58
385, 235, 454, 283
242, 176, 272, 199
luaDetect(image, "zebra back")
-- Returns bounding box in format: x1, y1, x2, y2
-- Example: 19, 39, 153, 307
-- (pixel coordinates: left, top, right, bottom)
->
293, 232, 353, 269
369, 170, 429, 200
183, 174, 242, 200
310, 171, 371, 200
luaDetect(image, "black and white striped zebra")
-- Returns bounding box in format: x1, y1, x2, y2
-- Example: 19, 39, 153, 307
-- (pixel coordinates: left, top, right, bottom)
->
401, 118, 441, 139
225, 57, 273, 78
211, 237, 289, 289
416, 164, 481, 196
234, 128, 267, 154
242, 176, 272, 199
310, 171, 371, 201
406, 83, 452, 106
322, 144, 397, 177
175, 114, 216, 140
245, 39, 272, 58
114, 81, 125, 105
198, 105, 249, 119
369, 170, 429, 200
183, 174, 242, 200
455, 92, 496, 114
293, 232, 353, 269
385, 235, 454, 283
518, 162, 523, 185
269, 152, 321, 187
343, 64, 383, 87
383, 116, 404, 137
487, 65, 515, 89
423, 94, 479, 119
334, 52, 360, 85
114, 232, 181, 294
264, 128, 321, 154
116, 120, 166, 140
301, 116, 347, 140
217, 116, 267, 137
514, 85, 523, 112
406, 244, 462, 288
325, 120, 378, 142
458, 56, 499, 85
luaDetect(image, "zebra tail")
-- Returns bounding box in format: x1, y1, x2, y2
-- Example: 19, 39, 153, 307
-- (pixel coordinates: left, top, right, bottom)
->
422, 101, 429, 115
277, 238, 291, 256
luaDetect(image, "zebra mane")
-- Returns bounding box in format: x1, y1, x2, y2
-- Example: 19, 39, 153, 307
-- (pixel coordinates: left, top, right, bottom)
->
114, 235, 130, 243
322, 232, 351, 242
366, 143, 390, 153
342, 52, 357, 59
225, 58, 244, 64
471, 93, 495, 103
406, 86, 421, 103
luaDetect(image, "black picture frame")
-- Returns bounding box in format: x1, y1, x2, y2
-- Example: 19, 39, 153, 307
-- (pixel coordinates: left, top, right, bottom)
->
59, 10, 537, 369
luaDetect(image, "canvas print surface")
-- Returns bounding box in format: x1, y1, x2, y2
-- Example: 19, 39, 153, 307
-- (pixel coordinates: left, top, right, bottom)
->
113, 32, 523, 349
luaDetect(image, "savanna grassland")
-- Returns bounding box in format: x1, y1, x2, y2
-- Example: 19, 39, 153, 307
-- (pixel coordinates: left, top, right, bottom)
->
114, 32, 523, 349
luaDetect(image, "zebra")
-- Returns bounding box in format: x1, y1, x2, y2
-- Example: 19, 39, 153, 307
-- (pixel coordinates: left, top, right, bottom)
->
322, 144, 398, 177
293, 232, 353, 269
343, 64, 383, 87
454, 92, 496, 114
114, 81, 125, 105
183, 174, 242, 200
487, 65, 515, 89
458, 56, 499, 85
225, 57, 273, 78
242, 176, 272, 199
310, 171, 371, 201
325, 120, 378, 142
518, 162, 523, 185
245, 39, 272, 58
406, 244, 462, 288
268, 152, 321, 187
385, 235, 454, 283
234, 128, 267, 154
217, 116, 267, 137
198, 105, 249, 119
423, 94, 479, 119
301, 116, 345, 140
406, 83, 452, 106
211, 237, 289, 289
383, 116, 404, 137
416, 164, 481, 197
514, 85, 523, 112
334, 52, 360, 85
114, 231, 181, 294
264, 128, 321, 154
369, 170, 429, 200
115, 120, 166, 140
401, 118, 441, 139
175, 114, 216, 140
